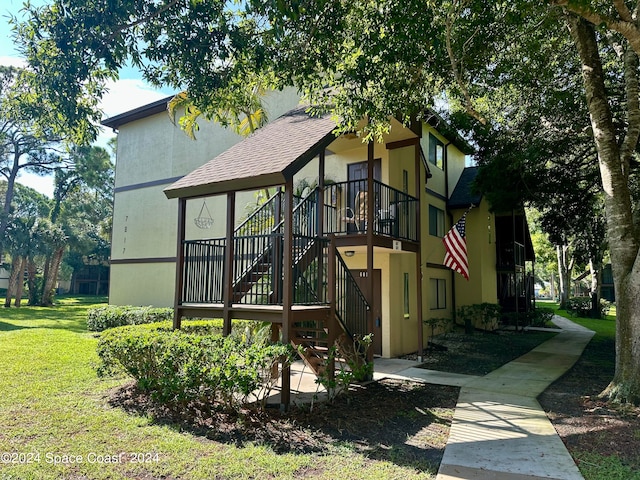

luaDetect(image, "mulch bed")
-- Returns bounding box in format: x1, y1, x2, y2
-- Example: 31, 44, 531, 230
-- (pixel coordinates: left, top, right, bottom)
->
110, 378, 459, 470
107, 327, 640, 475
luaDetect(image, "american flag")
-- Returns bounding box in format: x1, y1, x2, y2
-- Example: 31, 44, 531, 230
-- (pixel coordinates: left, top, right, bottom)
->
443, 212, 469, 280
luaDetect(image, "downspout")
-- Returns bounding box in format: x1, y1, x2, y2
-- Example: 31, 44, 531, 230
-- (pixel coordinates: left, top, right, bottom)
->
444, 142, 456, 325
414, 139, 424, 361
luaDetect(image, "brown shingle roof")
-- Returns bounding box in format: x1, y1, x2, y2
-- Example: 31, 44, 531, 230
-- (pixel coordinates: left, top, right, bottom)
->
164, 107, 337, 199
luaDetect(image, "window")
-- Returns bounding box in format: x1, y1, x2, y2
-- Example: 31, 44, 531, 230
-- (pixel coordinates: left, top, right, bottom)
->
404, 273, 410, 318
430, 278, 446, 310
429, 205, 445, 237
428, 133, 444, 169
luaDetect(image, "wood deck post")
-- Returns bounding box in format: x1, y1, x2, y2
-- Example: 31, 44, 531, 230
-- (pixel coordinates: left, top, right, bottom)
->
223, 192, 236, 337
366, 141, 375, 363
318, 151, 326, 296
415, 141, 424, 360
281, 179, 294, 410
173, 197, 187, 330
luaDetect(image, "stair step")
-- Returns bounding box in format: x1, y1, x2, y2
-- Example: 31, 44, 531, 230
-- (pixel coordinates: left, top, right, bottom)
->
291, 327, 328, 334
298, 343, 329, 352
293, 341, 329, 351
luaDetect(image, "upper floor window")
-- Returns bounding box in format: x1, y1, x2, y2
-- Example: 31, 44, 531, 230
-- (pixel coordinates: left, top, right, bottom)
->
429, 205, 445, 237
428, 133, 444, 170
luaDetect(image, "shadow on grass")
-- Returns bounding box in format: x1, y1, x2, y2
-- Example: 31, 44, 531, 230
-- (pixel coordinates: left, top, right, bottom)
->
108, 379, 459, 474
0, 321, 33, 332
0, 295, 107, 334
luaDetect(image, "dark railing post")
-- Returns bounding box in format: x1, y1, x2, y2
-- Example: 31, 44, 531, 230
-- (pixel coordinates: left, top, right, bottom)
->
327, 235, 337, 382
173, 197, 187, 330
223, 192, 236, 336
366, 141, 375, 363
281, 180, 294, 411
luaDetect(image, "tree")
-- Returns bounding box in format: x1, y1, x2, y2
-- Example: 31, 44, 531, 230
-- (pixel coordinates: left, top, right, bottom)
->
1, 182, 50, 307
13, 0, 640, 402
438, 1, 639, 400
0, 66, 68, 257
39, 145, 113, 306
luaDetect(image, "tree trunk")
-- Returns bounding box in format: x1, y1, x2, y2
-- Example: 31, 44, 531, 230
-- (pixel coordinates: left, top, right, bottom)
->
40, 247, 65, 306
556, 244, 573, 309
14, 256, 26, 307
4, 256, 22, 308
27, 258, 38, 306
589, 258, 601, 319
568, 15, 640, 404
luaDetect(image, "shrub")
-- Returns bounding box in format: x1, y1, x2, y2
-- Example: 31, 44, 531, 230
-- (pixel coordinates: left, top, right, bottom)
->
96, 324, 295, 411
424, 317, 453, 338
457, 303, 501, 332
528, 307, 555, 327
87, 305, 173, 331
500, 308, 554, 328
566, 297, 612, 318
315, 333, 374, 402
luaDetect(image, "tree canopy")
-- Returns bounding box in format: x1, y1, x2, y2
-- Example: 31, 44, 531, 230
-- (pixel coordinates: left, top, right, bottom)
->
13, 0, 640, 402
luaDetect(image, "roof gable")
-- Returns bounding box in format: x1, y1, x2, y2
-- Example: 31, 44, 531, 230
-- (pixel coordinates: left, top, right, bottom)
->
448, 166, 482, 209
164, 107, 337, 199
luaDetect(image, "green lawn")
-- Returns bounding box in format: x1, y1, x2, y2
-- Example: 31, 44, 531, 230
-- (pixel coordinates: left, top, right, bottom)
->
540, 300, 640, 480
0, 296, 439, 479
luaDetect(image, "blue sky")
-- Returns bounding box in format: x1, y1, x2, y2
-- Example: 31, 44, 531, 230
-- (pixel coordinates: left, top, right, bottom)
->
1, 0, 171, 196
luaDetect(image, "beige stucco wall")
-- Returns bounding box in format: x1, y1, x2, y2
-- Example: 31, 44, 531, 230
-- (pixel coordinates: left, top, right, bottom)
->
454, 202, 498, 308
109, 263, 176, 307
340, 249, 420, 359
0, 267, 8, 290
110, 89, 300, 307
109, 105, 497, 353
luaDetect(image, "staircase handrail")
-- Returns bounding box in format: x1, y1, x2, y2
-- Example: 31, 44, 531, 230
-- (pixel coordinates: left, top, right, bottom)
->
275, 187, 318, 237
235, 190, 284, 236
334, 248, 370, 339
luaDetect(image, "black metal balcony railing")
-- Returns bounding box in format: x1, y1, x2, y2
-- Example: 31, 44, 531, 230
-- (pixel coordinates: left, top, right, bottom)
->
496, 241, 526, 270
180, 178, 417, 306
235, 190, 284, 236
323, 180, 418, 242
182, 238, 226, 303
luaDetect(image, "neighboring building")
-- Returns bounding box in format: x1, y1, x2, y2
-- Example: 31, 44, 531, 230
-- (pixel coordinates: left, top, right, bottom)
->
102, 90, 301, 306
601, 264, 615, 302
0, 255, 8, 291
69, 263, 110, 296
106, 100, 534, 408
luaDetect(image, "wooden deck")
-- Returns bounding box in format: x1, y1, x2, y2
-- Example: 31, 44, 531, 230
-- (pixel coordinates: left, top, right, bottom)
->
177, 303, 332, 323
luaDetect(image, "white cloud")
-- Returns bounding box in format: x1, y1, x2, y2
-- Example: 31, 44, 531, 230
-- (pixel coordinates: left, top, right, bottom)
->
100, 78, 171, 118
6, 74, 170, 196
0, 56, 25, 68
96, 78, 171, 149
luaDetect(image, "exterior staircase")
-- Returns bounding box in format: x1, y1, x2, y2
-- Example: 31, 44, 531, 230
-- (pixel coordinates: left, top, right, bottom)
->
180, 187, 372, 380
233, 189, 371, 378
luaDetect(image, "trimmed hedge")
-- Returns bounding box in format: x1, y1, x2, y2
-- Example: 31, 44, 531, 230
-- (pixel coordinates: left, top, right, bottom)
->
97, 324, 295, 410
87, 305, 173, 331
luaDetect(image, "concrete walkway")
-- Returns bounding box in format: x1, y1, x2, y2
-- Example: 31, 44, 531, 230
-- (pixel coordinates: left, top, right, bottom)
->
379, 316, 594, 480
273, 315, 594, 478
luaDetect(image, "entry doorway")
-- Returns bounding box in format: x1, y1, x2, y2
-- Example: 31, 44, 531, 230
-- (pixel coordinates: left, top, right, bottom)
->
352, 269, 382, 356
347, 160, 381, 233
